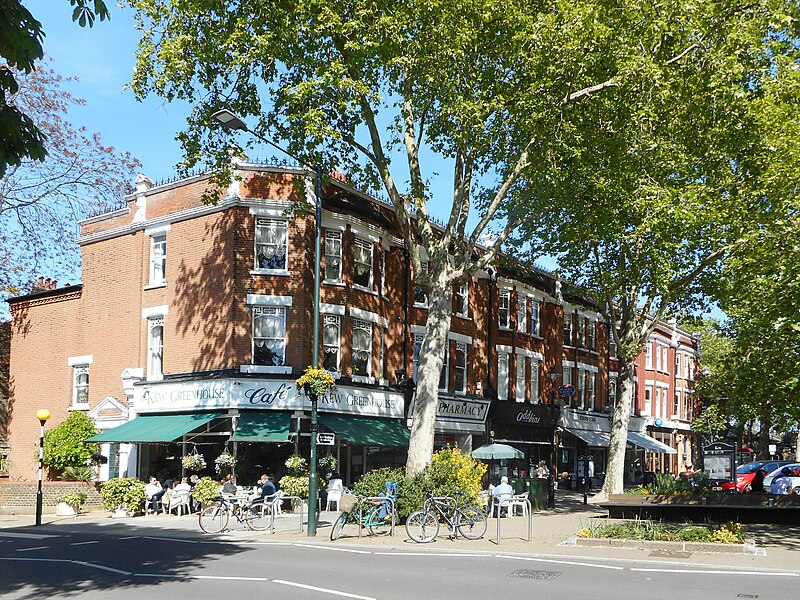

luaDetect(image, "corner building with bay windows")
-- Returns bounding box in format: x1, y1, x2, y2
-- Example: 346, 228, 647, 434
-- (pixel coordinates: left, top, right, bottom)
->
4, 163, 699, 488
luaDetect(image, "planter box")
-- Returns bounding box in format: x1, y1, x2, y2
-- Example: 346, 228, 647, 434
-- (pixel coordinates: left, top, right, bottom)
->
55, 502, 77, 516
112, 508, 132, 518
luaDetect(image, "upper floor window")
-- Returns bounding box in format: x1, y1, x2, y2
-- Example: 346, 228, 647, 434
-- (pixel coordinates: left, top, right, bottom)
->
498, 290, 510, 328
587, 373, 596, 411
563, 314, 573, 346
412, 334, 424, 381
252, 307, 286, 366
588, 320, 596, 350
439, 343, 449, 391
498, 352, 509, 400
644, 386, 653, 415
645, 342, 653, 369
255, 218, 288, 271
352, 319, 373, 376
562, 367, 573, 406
148, 317, 164, 380
655, 343, 662, 371
674, 391, 681, 418
73, 365, 89, 406
530, 360, 540, 403
381, 250, 388, 296
662, 346, 669, 372
414, 261, 429, 306
609, 331, 617, 357
675, 353, 681, 374
515, 356, 526, 402
324, 231, 342, 281
353, 239, 373, 288
578, 318, 586, 347
609, 379, 617, 411
149, 233, 166, 285
323, 316, 341, 373
454, 342, 467, 393
531, 300, 540, 336
517, 296, 526, 332
576, 369, 585, 409
455, 282, 468, 317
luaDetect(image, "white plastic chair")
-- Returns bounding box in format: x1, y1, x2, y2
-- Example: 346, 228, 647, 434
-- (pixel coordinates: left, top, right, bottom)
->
509, 493, 529, 518
167, 490, 191, 516
326, 488, 342, 511
491, 493, 513, 518
272, 490, 284, 515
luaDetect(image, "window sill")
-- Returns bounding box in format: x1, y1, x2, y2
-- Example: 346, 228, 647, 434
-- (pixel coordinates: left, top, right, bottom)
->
353, 284, 378, 296
250, 269, 291, 277
454, 390, 467, 397
68, 404, 90, 411
240, 365, 292, 375
414, 303, 429, 309
531, 333, 543, 340
144, 282, 167, 290
323, 279, 345, 287
498, 326, 512, 332
453, 313, 470, 321
352, 375, 375, 385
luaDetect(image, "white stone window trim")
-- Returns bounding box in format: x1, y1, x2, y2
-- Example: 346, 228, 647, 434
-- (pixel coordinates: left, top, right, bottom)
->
515, 348, 545, 361
350, 223, 381, 244
71, 363, 91, 407
561, 360, 598, 373
352, 374, 376, 384
249, 206, 290, 218
67, 355, 94, 367
246, 294, 293, 307
498, 289, 511, 329
253, 217, 290, 274
320, 303, 346, 316
142, 305, 169, 319
241, 365, 292, 375
251, 268, 292, 277
324, 230, 343, 283
144, 224, 171, 237
515, 355, 526, 403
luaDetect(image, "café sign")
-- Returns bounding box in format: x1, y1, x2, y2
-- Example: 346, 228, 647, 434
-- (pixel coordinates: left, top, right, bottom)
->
134, 378, 404, 419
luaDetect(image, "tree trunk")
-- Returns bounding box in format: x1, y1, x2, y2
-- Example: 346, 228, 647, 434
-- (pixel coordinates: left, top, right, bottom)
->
757, 402, 771, 460
595, 357, 636, 501
405, 282, 453, 477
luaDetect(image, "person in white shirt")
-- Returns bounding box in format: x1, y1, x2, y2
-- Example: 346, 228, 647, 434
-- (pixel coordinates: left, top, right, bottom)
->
770, 467, 794, 495
144, 476, 165, 513
491, 475, 514, 497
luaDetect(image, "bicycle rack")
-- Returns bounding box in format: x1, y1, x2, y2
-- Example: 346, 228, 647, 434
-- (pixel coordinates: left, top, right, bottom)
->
490, 496, 532, 545
268, 494, 305, 535
355, 495, 396, 537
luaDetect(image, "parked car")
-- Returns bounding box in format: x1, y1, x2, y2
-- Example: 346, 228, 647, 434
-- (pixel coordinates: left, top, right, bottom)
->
762, 463, 800, 494
720, 460, 795, 492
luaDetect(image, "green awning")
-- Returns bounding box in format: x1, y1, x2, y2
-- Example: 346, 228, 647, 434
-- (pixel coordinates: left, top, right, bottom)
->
87, 413, 221, 443
231, 412, 291, 442
318, 414, 410, 447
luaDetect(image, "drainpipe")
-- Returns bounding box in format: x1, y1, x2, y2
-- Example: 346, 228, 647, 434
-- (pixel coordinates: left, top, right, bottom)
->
402, 247, 410, 377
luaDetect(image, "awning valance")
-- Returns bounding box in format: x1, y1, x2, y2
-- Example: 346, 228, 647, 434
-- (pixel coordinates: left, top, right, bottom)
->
87, 413, 220, 443
627, 431, 677, 454
565, 428, 610, 448
318, 414, 410, 447
231, 412, 291, 442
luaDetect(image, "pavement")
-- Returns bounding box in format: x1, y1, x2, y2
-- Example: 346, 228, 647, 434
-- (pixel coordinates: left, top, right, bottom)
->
2, 490, 799, 572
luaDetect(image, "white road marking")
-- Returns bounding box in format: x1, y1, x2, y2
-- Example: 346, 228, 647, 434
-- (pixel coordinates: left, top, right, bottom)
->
295, 543, 371, 554
273, 579, 376, 600
71, 560, 131, 575
496, 554, 624, 570
69, 540, 100, 546
141, 535, 200, 543
0, 532, 57, 539
16, 546, 49, 552
373, 552, 485, 557
630, 568, 800, 577
119, 536, 138, 540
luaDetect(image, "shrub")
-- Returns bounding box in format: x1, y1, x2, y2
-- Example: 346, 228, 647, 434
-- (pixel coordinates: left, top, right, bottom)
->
191, 476, 221, 505
57, 492, 87, 507
43, 412, 98, 473
99, 478, 146, 514
60, 465, 94, 482
424, 446, 486, 503
279, 475, 309, 498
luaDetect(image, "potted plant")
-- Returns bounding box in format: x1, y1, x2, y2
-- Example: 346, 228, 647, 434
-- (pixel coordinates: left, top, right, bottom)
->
214, 450, 237, 476
99, 477, 146, 517
295, 366, 336, 398
182, 452, 207, 472
190, 476, 221, 508
56, 491, 87, 516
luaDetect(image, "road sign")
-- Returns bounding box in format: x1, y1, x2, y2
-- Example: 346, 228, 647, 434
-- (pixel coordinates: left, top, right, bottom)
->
557, 384, 575, 398
317, 432, 335, 445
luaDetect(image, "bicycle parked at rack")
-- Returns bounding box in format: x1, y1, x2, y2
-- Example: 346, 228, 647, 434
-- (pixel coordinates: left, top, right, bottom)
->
198, 494, 272, 533
405, 490, 487, 543
330, 482, 397, 541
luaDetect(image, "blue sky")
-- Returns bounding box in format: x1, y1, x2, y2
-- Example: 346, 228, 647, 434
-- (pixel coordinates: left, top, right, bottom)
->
27, 1, 192, 184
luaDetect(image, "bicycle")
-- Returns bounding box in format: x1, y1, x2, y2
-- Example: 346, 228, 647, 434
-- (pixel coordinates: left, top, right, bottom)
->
330, 483, 397, 541
198, 494, 273, 533
405, 490, 487, 543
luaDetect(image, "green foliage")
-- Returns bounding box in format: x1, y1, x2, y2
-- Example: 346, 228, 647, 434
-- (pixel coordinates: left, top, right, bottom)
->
59, 465, 94, 482
56, 491, 87, 507
578, 518, 745, 544
278, 475, 309, 498
42, 412, 98, 473
99, 477, 145, 513
190, 476, 220, 505
423, 446, 486, 503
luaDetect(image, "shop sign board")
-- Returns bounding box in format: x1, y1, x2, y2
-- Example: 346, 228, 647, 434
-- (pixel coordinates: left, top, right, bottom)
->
317, 433, 335, 445
407, 395, 490, 433
134, 378, 404, 419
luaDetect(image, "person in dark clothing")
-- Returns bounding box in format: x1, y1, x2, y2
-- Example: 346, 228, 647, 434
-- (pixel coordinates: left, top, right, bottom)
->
259, 473, 276, 500
750, 468, 766, 493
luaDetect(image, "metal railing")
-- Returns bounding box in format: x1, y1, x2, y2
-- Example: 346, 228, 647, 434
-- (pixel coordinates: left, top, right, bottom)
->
490, 495, 532, 545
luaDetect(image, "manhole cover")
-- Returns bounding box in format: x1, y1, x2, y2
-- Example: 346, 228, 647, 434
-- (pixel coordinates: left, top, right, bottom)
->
507, 570, 561, 580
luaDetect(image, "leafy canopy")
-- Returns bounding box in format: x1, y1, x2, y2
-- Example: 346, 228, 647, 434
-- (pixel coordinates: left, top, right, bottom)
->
43, 411, 98, 472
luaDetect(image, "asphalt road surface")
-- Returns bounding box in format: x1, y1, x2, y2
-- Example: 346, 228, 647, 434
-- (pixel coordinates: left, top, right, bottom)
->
0, 523, 795, 600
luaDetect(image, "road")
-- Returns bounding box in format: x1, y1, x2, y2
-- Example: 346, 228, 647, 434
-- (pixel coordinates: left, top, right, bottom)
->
0, 522, 795, 600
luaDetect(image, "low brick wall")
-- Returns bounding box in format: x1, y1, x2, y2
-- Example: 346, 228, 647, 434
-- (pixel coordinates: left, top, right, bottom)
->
0, 481, 103, 515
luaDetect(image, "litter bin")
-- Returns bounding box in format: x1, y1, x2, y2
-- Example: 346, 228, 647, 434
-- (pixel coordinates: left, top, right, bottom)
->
509, 478, 548, 511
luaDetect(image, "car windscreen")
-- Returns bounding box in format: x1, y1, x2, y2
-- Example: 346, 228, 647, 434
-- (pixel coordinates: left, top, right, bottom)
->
736, 462, 764, 474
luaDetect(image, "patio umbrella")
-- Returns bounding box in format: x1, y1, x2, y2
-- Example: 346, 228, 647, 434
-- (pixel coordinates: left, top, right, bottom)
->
471, 443, 524, 460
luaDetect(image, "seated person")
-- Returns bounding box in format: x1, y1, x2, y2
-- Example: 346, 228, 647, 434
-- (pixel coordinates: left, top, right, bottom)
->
144, 476, 166, 513
173, 477, 191, 494
259, 473, 277, 500
491, 476, 514, 515
221, 474, 238, 496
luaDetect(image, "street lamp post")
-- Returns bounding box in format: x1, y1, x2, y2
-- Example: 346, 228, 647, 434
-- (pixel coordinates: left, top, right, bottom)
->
547, 367, 559, 509
212, 109, 322, 536
35, 409, 51, 526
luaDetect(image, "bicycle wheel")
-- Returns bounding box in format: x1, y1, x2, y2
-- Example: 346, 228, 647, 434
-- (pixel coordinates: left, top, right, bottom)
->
330, 511, 348, 541
365, 506, 391, 536
244, 501, 273, 531
456, 504, 487, 540
199, 503, 229, 534
405, 510, 439, 543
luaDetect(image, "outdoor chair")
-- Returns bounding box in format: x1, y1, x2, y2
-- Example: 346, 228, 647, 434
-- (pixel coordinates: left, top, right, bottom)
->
326, 488, 342, 511
167, 490, 191, 516
490, 493, 513, 518
509, 493, 530, 518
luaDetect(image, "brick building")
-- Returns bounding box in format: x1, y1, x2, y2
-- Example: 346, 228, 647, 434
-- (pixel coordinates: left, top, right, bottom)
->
4, 163, 698, 487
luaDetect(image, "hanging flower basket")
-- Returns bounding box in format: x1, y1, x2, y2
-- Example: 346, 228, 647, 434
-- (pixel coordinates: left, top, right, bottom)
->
182, 453, 206, 471
295, 366, 335, 398
214, 450, 237, 475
